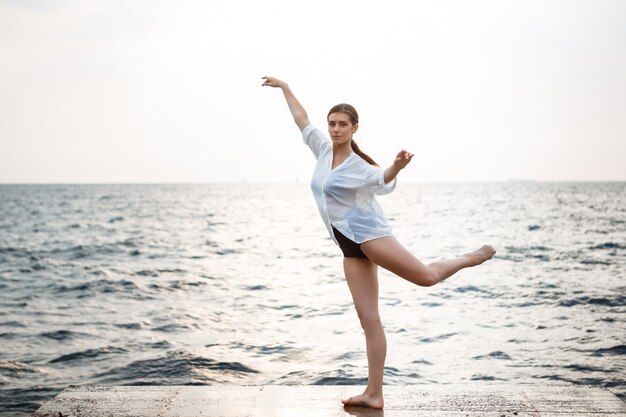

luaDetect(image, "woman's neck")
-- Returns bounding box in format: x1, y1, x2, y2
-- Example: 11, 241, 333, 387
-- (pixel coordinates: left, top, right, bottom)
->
333, 141, 353, 158
332, 142, 353, 169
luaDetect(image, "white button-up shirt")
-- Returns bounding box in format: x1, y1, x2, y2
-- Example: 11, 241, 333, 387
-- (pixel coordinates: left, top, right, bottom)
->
303, 124, 396, 245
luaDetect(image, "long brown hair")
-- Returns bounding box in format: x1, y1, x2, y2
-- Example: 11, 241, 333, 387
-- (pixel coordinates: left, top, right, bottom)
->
327, 103, 379, 166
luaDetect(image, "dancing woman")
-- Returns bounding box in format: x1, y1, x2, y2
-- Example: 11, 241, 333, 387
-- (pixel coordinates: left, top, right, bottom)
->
262, 76, 495, 409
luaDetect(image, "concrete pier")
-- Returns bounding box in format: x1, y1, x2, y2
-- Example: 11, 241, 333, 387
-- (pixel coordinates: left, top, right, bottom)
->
32, 384, 626, 416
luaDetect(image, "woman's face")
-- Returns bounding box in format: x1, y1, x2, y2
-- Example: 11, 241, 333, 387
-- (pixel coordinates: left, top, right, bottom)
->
327, 112, 358, 146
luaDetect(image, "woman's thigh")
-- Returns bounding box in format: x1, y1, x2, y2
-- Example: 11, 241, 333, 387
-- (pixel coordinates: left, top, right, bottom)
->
343, 257, 379, 321
360, 236, 437, 286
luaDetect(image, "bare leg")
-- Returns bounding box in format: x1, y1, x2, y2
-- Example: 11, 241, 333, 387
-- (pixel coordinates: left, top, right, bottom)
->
341, 257, 385, 409
361, 236, 495, 287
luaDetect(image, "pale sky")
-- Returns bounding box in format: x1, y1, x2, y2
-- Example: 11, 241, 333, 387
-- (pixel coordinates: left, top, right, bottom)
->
1, 0, 625, 183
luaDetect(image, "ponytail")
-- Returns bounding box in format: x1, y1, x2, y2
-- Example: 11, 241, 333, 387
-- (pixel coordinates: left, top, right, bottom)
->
351, 139, 378, 167
328, 103, 378, 167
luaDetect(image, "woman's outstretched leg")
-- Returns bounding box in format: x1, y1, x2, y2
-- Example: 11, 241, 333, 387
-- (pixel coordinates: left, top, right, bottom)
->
342, 257, 385, 409
361, 236, 495, 287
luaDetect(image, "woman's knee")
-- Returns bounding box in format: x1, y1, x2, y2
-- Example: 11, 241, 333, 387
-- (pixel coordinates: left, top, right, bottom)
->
408, 268, 440, 287
356, 310, 382, 330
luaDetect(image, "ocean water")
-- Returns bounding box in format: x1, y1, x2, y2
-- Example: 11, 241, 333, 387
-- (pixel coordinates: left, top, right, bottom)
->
0, 182, 624, 416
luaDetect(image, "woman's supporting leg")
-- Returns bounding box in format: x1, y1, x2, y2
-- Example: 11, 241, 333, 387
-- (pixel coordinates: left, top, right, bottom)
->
361, 236, 495, 287
342, 257, 386, 409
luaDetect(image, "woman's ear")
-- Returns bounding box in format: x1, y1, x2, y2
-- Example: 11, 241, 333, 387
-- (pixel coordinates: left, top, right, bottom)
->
352, 123, 359, 134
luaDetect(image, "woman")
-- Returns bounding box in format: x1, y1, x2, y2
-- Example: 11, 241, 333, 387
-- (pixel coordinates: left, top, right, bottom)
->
262, 76, 495, 409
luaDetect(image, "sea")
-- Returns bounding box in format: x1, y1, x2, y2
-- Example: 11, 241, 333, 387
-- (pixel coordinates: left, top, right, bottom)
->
0, 182, 624, 416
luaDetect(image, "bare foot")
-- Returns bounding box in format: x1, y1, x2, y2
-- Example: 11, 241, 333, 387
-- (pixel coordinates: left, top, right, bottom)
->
342, 392, 384, 409
462, 245, 496, 266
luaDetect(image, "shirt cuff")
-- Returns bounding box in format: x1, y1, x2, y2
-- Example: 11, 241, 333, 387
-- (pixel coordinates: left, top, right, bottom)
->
377, 169, 397, 194
379, 169, 396, 186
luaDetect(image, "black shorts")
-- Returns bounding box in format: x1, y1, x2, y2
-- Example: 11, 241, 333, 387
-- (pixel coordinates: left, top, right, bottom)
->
332, 227, 368, 259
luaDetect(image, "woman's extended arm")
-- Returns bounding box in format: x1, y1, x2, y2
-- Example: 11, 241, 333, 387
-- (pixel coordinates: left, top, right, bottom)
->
262, 76, 310, 132
384, 150, 414, 184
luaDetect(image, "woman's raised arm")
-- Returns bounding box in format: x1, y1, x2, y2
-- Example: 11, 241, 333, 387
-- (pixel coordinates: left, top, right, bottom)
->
262, 76, 310, 132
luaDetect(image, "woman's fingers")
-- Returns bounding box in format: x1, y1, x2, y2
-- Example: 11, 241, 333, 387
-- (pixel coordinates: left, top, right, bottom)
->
261, 76, 282, 87
395, 150, 413, 168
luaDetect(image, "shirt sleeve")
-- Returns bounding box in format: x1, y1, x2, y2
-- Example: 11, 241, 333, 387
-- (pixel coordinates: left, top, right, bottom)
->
363, 164, 397, 195
302, 124, 331, 160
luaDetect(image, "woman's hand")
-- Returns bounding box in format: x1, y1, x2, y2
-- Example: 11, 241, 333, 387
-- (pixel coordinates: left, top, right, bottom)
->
261, 76, 286, 88
384, 150, 413, 183
393, 150, 414, 170
262, 76, 309, 131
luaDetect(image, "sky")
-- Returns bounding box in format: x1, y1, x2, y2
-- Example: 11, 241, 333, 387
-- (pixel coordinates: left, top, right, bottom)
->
0, 0, 625, 183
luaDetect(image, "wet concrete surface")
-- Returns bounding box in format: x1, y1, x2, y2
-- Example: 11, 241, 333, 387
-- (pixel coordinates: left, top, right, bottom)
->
32, 384, 626, 416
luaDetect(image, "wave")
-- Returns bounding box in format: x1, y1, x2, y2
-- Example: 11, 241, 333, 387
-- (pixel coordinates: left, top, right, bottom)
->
49, 346, 128, 364
499, 245, 554, 262
419, 332, 458, 343
505, 245, 552, 253
470, 374, 507, 381
0, 320, 26, 328
51, 278, 139, 295
579, 259, 611, 265
93, 350, 259, 385
152, 323, 196, 332
214, 248, 239, 256
454, 285, 497, 297
167, 280, 206, 291
7, 240, 147, 262
472, 351, 512, 360
564, 363, 609, 373
0, 246, 21, 254
314, 376, 368, 385
115, 321, 149, 330
536, 373, 618, 388
0, 386, 61, 416
227, 342, 294, 356
39, 329, 93, 342
0, 360, 40, 376
135, 267, 187, 277
590, 242, 626, 250
592, 345, 626, 357
559, 295, 626, 308
244, 284, 268, 291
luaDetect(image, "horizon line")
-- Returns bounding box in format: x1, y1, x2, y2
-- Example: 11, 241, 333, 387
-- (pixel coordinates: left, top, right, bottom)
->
1, 180, 625, 186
